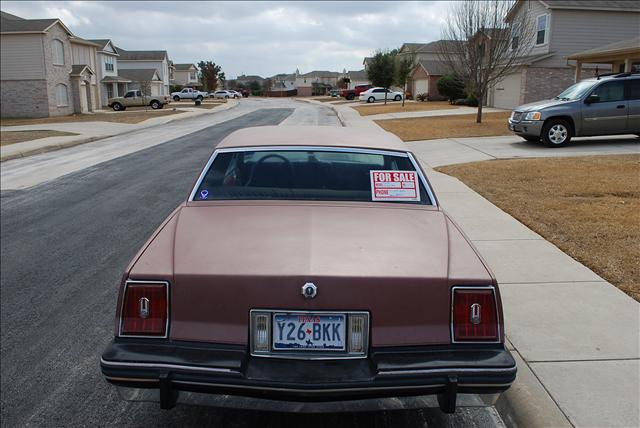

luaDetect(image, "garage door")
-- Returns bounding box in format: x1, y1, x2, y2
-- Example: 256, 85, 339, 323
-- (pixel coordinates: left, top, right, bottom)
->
414, 79, 428, 96
492, 72, 522, 109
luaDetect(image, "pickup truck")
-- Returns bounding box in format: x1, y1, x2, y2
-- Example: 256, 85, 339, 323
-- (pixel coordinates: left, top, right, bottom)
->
171, 88, 208, 101
340, 84, 372, 100
108, 90, 170, 111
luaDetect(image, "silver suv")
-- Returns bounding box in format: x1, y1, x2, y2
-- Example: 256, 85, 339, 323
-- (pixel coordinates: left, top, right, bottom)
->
508, 73, 640, 147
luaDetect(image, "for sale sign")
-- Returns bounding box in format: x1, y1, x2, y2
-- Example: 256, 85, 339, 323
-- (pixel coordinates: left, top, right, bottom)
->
370, 170, 420, 202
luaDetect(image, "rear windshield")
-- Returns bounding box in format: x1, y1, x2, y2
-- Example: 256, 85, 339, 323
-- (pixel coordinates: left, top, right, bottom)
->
193, 150, 431, 204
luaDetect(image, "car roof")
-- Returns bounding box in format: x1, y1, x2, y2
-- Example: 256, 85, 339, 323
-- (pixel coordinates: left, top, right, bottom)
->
216, 126, 409, 152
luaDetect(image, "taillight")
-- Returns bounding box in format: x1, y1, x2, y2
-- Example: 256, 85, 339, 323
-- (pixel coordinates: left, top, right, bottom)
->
452, 287, 499, 342
120, 281, 168, 336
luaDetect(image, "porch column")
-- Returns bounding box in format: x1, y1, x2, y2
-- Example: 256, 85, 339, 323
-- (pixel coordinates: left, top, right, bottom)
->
113, 82, 118, 97
574, 60, 582, 82
624, 58, 632, 73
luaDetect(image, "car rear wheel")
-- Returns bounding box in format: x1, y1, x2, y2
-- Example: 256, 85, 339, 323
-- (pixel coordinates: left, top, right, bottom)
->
367, 96, 375, 103
173, 96, 180, 102
347, 94, 355, 100
542, 119, 572, 147
394, 95, 402, 101
112, 102, 123, 111
150, 100, 161, 109
196, 96, 203, 101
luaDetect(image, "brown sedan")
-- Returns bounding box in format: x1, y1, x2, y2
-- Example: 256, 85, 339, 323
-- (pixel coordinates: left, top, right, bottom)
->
100, 126, 516, 413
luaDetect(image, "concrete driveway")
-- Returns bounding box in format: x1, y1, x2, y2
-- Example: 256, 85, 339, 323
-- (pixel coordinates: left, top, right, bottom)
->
406, 134, 639, 167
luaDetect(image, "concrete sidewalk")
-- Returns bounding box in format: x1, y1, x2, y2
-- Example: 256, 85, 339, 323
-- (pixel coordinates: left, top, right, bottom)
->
330, 99, 640, 427
0, 100, 238, 162
362, 106, 505, 121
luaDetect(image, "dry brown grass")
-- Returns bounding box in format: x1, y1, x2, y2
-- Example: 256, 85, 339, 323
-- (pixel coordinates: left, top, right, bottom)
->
437, 155, 640, 301
1, 130, 79, 146
0, 109, 185, 127
353, 101, 458, 116
376, 112, 512, 141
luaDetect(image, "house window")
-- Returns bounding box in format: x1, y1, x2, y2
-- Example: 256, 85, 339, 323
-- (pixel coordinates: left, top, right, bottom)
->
52, 39, 65, 65
190, 71, 197, 80
511, 23, 520, 50
55, 84, 68, 106
536, 14, 548, 45
105, 56, 114, 72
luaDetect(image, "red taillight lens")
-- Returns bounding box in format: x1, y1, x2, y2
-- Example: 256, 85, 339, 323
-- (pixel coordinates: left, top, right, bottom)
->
453, 288, 498, 341
120, 283, 168, 336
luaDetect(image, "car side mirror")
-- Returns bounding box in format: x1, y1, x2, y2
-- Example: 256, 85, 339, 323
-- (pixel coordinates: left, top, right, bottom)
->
585, 94, 599, 104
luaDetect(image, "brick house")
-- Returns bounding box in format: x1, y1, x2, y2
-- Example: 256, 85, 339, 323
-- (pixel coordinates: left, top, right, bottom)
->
295, 70, 341, 96
398, 40, 461, 99
1, 11, 99, 118
487, 0, 640, 109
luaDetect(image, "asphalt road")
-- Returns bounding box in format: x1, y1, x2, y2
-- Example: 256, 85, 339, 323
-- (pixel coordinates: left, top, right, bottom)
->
0, 105, 504, 427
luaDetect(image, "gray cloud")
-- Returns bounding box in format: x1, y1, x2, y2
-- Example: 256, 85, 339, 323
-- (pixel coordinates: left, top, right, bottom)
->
1, 1, 452, 78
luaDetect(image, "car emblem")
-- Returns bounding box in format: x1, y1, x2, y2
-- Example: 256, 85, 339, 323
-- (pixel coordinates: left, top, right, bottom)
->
470, 303, 481, 325
139, 297, 150, 319
301, 282, 317, 299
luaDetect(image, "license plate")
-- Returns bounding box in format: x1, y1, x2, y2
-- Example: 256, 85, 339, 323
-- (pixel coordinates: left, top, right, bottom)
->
272, 313, 346, 351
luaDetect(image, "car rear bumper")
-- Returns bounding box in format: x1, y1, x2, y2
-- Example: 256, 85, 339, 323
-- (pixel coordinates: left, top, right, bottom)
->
508, 119, 543, 137
101, 338, 516, 412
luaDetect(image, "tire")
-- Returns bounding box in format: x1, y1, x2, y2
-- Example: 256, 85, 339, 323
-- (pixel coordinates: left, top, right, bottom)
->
347, 94, 355, 100
150, 100, 161, 109
367, 96, 375, 103
542, 118, 572, 147
225, 95, 229, 99
196, 95, 203, 101
522, 136, 540, 142
173, 96, 180, 102
112, 102, 123, 111
394, 95, 402, 101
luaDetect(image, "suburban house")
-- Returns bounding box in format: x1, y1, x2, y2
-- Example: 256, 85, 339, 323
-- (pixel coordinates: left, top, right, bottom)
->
119, 69, 164, 95
236, 75, 264, 86
397, 40, 462, 100
295, 70, 341, 96
172, 63, 201, 88
87, 39, 130, 106
488, 0, 640, 109
270, 73, 297, 92
1, 11, 100, 117
342, 70, 370, 89
568, 37, 640, 79
116, 47, 171, 95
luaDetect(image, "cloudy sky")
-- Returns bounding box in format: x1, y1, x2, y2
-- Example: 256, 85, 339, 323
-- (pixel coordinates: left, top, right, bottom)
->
2, 1, 453, 78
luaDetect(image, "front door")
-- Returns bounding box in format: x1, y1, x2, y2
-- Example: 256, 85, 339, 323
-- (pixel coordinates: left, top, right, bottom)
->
581, 80, 628, 135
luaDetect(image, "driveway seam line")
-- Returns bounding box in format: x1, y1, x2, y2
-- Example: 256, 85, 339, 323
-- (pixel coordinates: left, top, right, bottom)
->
528, 358, 640, 363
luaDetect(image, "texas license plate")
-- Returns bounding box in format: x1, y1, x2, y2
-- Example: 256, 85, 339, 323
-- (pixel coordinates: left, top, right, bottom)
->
272, 313, 346, 351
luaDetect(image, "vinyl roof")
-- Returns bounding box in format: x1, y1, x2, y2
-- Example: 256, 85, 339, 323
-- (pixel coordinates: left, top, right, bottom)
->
217, 126, 408, 152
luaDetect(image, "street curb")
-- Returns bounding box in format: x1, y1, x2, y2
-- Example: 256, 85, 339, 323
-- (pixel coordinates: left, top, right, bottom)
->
495, 350, 573, 428
0, 100, 239, 163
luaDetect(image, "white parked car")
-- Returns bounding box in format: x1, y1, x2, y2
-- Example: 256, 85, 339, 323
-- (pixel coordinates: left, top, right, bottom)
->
212, 90, 234, 99
227, 90, 242, 99
359, 87, 404, 103
171, 88, 208, 101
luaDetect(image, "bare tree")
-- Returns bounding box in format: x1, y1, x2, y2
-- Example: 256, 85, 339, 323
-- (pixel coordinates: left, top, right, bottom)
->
437, 0, 535, 122
395, 54, 415, 107
138, 79, 152, 111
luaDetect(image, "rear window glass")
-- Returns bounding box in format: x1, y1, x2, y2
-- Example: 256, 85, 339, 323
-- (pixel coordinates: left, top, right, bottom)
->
193, 150, 431, 204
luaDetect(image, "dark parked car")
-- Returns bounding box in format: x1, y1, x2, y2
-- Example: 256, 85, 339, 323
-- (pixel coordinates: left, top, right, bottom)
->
100, 126, 516, 413
508, 72, 640, 147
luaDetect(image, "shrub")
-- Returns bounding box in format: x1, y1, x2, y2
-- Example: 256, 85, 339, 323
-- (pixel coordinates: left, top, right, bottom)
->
437, 74, 465, 103
452, 97, 479, 106
416, 93, 429, 102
